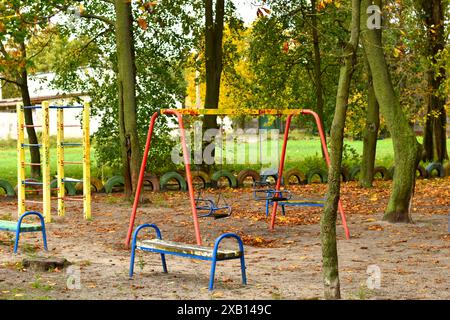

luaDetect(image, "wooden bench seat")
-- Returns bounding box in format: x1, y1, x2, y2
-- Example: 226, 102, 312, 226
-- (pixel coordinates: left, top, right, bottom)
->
137, 239, 242, 260
130, 223, 247, 290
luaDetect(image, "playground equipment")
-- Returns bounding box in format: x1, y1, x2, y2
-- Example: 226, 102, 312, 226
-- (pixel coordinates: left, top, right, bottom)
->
17, 102, 51, 222
125, 108, 350, 247
0, 211, 48, 253
55, 102, 91, 220
129, 223, 246, 291
17, 101, 91, 222
267, 111, 350, 239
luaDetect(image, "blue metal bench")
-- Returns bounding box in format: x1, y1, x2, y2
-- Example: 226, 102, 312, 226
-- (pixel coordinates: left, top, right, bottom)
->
0, 211, 48, 253
129, 223, 247, 290
253, 189, 325, 217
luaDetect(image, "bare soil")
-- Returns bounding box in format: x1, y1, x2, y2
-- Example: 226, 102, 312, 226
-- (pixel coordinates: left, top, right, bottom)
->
0, 178, 449, 300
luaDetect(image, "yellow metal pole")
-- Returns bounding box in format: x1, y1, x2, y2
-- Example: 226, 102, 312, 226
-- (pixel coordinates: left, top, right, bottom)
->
57, 107, 65, 217
159, 108, 304, 116
41, 101, 51, 223
83, 101, 91, 220
16, 103, 26, 218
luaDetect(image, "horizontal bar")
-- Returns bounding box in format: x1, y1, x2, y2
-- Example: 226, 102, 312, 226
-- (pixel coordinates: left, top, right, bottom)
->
22, 162, 42, 166
49, 105, 84, 109
160, 108, 305, 116
63, 161, 83, 165
23, 105, 42, 109
62, 178, 83, 183
61, 143, 82, 147
22, 181, 43, 186
62, 125, 81, 128
23, 125, 42, 128
61, 197, 84, 202
24, 200, 43, 204
22, 143, 42, 147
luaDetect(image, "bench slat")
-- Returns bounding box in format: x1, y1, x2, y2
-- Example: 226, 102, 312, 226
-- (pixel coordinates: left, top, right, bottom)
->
0, 220, 42, 232
137, 239, 242, 260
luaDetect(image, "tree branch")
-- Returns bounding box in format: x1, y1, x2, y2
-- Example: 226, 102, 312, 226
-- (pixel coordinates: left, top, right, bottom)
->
0, 76, 21, 87
80, 12, 115, 28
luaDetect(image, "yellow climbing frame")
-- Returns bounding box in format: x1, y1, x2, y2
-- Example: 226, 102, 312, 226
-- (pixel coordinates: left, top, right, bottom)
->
16, 101, 51, 222
56, 101, 91, 220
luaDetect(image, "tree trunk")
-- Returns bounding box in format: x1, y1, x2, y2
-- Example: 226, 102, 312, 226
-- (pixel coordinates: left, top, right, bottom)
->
203, 0, 225, 170
361, 0, 422, 223
310, 0, 326, 135
322, 0, 361, 300
19, 42, 41, 179
419, 0, 448, 163
115, 0, 140, 198
359, 52, 380, 188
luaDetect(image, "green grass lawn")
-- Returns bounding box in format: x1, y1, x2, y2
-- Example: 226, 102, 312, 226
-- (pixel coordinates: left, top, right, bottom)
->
1, 137, 449, 185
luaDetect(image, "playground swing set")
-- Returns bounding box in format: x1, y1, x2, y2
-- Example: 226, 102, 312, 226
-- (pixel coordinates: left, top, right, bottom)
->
0, 101, 91, 253
125, 107, 350, 290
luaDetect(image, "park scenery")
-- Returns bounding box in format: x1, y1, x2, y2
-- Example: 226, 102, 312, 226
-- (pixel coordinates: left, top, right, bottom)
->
0, 0, 449, 301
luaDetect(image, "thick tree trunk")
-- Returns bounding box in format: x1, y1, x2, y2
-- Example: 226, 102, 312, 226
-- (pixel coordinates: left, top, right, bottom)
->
322, 0, 361, 300
359, 53, 380, 188
115, 0, 140, 197
310, 0, 326, 135
419, 0, 447, 163
19, 43, 40, 179
361, 0, 422, 223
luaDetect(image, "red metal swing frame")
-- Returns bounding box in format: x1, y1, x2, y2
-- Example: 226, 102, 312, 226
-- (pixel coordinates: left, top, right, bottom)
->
124, 108, 350, 247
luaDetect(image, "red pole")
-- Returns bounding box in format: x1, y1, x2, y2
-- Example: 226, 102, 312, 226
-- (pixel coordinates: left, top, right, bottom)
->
125, 112, 159, 247
301, 109, 350, 240
269, 114, 293, 230
163, 110, 202, 246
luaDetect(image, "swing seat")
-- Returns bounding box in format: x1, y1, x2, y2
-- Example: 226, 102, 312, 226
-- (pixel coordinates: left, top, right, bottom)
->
253, 188, 292, 201
195, 198, 232, 219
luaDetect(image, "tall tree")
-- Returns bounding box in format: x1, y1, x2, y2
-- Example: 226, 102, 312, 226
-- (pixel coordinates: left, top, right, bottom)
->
361, 0, 422, 222
322, 0, 361, 299
310, 0, 326, 135
416, 0, 448, 163
204, 0, 225, 132
114, 0, 140, 197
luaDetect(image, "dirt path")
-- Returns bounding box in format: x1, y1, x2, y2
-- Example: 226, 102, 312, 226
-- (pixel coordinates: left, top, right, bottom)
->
0, 178, 449, 300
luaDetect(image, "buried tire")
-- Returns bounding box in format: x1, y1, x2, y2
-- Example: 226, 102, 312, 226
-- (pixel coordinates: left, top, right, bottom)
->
160, 172, 187, 191
307, 168, 328, 184
425, 162, 445, 178
104, 175, 125, 193
75, 177, 105, 193
373, 166, 389, 181
0, 180, 15, 197
237, 169, 260, 187
211, 170, 238, 188
283, 168, 306, 185
191, 171, 211, 189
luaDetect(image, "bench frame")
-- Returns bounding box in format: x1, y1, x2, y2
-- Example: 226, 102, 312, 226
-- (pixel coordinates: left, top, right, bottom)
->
129, 223, 247, 291
0, 211, 48, 253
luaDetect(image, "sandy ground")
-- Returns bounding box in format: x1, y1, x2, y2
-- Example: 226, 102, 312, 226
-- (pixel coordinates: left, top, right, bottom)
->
0, 177, 449, 300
